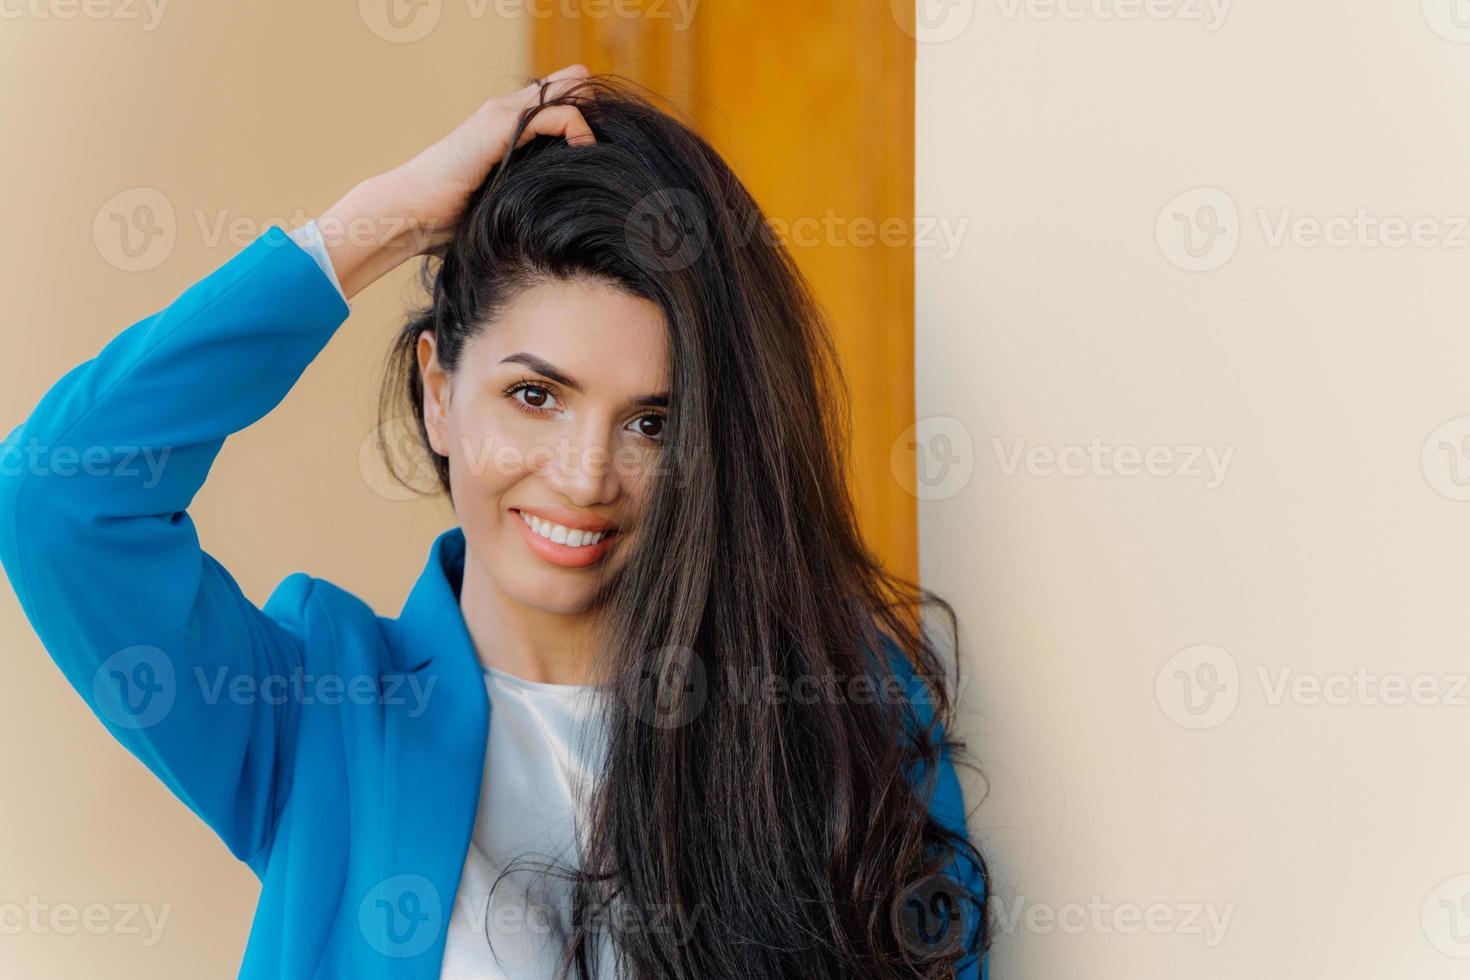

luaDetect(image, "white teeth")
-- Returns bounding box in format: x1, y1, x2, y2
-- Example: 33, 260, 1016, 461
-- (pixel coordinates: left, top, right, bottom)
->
517, 510, 608, 547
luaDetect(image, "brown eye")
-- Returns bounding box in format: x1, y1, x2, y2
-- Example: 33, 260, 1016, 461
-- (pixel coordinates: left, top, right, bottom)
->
510, 383, 558, 412
632, 414, 665, 441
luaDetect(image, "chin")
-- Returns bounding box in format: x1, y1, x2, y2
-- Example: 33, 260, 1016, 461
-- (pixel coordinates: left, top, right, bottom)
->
502, 563, 604, 616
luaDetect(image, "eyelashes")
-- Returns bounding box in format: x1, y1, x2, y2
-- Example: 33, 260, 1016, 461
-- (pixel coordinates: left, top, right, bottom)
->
503, 377, 558, 414
501, 376, 666, 443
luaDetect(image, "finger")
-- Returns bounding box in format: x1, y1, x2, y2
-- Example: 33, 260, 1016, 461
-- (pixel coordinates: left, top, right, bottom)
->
544, 72, 594, 104
514, 63, 589, 104
514, 104, 596, 149
544, 63, 589, 82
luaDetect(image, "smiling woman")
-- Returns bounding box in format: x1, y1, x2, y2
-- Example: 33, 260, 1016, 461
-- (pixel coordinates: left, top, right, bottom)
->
413, 276, 668, 627
0, 69, 988, 979
371, 73, 991, 980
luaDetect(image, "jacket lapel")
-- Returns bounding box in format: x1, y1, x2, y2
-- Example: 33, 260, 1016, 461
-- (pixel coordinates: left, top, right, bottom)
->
366, 527, 489, 977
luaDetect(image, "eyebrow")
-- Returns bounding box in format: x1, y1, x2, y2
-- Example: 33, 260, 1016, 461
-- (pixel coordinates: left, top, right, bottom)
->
500, 352, 669, 408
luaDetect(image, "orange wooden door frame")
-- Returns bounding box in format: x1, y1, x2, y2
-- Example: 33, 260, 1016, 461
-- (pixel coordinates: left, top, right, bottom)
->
533, 0, 918, 583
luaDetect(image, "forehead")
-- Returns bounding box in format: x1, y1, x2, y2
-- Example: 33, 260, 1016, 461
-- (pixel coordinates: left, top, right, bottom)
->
465, 277, 669, 389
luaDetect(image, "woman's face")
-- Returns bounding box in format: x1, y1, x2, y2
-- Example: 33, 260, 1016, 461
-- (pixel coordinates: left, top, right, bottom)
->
418, 277, 670, 615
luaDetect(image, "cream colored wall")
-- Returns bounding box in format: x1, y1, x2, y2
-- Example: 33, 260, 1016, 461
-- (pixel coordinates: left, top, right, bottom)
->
0, 6, 525, 976
917, 2, 1470, 977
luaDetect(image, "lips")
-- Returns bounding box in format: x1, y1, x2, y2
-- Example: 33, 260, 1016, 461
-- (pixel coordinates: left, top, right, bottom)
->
510, 507, 621, 569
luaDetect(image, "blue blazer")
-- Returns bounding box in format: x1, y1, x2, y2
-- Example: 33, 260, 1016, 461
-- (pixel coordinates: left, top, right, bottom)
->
0, 227, 987, 978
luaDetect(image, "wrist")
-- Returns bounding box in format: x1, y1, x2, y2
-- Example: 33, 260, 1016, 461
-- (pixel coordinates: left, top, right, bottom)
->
316, 177, 436, 300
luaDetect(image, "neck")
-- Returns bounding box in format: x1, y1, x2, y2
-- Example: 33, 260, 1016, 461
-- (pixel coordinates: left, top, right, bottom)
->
457, 546, 600, 686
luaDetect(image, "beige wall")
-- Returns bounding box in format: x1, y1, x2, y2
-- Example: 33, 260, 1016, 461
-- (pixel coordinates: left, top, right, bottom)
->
918, 1, 1470, 977
0, 6, 525, 976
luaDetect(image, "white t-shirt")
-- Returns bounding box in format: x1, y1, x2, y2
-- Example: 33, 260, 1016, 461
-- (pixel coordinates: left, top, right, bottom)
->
439, 666, 610, 979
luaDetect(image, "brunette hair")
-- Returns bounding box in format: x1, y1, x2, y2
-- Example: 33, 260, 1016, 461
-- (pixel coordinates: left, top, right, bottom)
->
380, 75, 989, 979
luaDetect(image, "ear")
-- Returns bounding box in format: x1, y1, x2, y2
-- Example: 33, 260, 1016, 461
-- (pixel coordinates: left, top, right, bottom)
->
416, 330, 450, 458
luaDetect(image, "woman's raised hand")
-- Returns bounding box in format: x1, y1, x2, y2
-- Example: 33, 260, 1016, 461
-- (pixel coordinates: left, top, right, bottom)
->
316, 64, 595, 300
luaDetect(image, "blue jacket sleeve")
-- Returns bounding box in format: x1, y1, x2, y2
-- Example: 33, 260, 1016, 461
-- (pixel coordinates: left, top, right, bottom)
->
927, 704, 990, 980
887, 636, 990, 980
0, 227, 350, 872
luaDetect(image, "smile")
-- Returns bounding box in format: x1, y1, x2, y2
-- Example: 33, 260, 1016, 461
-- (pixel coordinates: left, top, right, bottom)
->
517, 509, 610, 547
510, 508, 621, 568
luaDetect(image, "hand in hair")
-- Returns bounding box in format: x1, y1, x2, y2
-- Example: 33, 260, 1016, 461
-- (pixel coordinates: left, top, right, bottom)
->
314, 64, 597, 299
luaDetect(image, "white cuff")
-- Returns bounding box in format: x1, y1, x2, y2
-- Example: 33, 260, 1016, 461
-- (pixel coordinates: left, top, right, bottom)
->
286, 219, 347, 302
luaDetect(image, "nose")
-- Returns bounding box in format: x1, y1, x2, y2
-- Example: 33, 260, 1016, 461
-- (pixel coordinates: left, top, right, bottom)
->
537, 414, 620, 508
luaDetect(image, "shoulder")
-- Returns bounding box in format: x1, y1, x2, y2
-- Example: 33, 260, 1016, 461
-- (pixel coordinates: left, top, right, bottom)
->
263, 570, 362, 625
870, 629, 943, 733
872, 627, 969, 814
262, 571, 397, 669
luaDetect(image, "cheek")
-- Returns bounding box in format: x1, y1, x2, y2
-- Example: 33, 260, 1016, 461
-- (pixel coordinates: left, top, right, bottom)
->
613, 448, 660, 515
442, 400, 536, 495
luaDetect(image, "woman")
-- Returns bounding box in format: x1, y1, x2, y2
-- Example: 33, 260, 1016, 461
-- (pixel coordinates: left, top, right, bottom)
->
0, 67, 989, 979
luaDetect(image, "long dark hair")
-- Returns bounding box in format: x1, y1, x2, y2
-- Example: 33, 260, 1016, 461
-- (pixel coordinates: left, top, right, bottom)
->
380, 76, 989, 979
